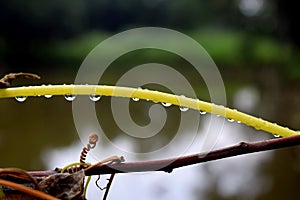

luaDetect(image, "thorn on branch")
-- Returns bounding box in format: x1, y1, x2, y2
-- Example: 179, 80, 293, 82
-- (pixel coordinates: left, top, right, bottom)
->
239, 142, 249, 149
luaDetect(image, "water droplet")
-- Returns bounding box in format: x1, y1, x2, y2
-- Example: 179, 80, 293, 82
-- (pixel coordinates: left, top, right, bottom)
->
237, 121, 241, 124
161, 102, 172, 107
15, 96, 27, 102
89, 94, 101, 102
199, 110, 206, 115
227, 118, 235, 122
216, 115, 221, 117
179, 106, 189, 112
64, 94, 76, 101
132, 97, 139, 102
44, 94, 52, 98
274, 134, 281, 138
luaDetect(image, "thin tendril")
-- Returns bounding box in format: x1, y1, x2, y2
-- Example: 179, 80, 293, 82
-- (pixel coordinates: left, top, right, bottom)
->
61, 162, 91, 173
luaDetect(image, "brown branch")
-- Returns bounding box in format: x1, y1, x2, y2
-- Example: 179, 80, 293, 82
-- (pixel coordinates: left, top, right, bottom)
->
30, 134, 300, 177
84, 134, 300, 175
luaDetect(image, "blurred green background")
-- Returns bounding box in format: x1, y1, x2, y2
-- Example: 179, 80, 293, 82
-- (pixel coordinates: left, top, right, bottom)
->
0, 0, 299, 199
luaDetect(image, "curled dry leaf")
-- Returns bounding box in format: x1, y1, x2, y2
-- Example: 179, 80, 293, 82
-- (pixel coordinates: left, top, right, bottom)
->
39, 170, 85, 200
0, 72, 40, 88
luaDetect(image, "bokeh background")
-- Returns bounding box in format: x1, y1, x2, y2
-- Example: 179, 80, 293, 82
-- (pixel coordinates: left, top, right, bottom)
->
0, 0, 299, 199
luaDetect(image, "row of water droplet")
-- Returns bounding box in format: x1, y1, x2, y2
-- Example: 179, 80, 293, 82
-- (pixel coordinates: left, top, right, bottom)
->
14, 95, 233, 121
15, 94, 101, 102
121, 98, 285, 138
132, 97, 193, 112
13, 95, 285, 138
15, 94, 205, 112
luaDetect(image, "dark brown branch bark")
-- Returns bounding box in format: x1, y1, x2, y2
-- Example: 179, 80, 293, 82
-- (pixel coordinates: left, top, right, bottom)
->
30, 134, 300, 177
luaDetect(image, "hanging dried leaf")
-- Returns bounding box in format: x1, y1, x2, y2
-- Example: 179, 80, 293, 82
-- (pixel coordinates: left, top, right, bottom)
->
39, 170, 85, 200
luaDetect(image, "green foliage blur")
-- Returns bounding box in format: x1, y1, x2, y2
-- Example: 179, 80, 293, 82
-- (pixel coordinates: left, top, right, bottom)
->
0, 0, 299, 81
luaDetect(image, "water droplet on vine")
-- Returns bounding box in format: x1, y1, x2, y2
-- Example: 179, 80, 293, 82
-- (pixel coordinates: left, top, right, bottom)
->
15, 96, 27, 102
227, 118, 235, 122
161, 102, 172, 107
199, 110, 206, 115
44, 95, 52, 98
65, 94, 76, 101
132, 97, 139, 102
179, 106, 189, 112
274, 134, 281, 138
89, 94, 101, 102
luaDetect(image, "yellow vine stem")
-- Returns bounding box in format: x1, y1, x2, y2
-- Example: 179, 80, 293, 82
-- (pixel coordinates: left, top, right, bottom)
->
0, 85, 299, 137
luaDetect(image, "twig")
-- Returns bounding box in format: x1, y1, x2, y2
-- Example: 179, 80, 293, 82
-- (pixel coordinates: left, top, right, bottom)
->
102, 174, 115, 200
29, 134, 300, 177
27, 170, 58, 177
0, 179, 59, 200
0, 168, 40, 190
84, 156, 125, 173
